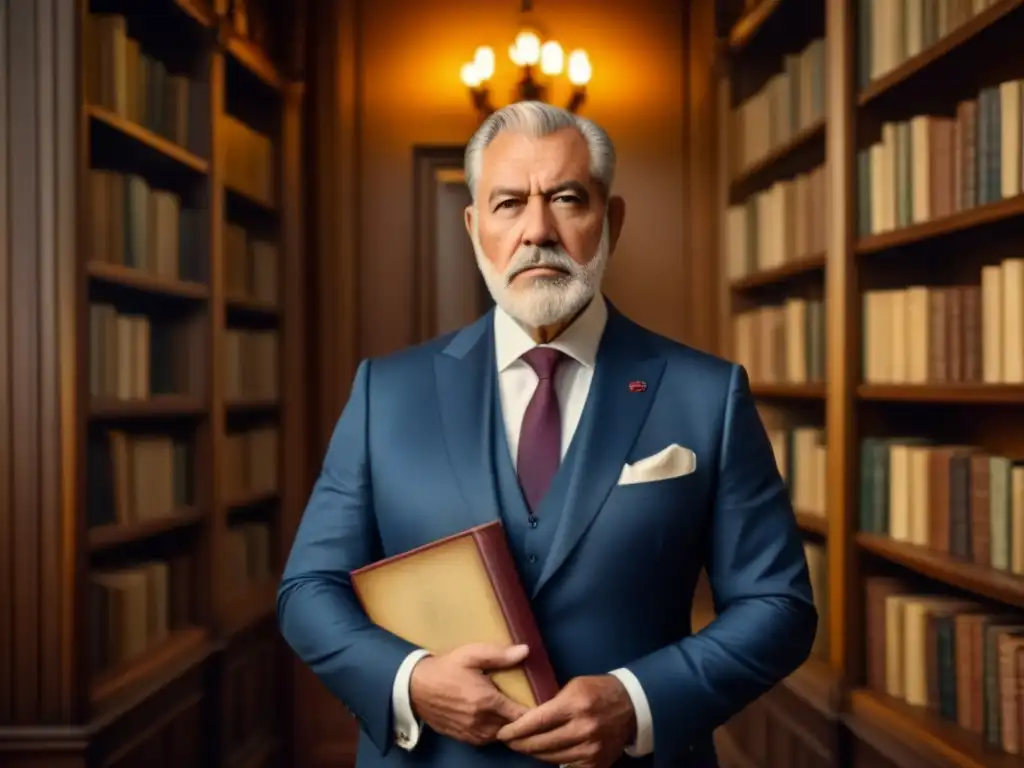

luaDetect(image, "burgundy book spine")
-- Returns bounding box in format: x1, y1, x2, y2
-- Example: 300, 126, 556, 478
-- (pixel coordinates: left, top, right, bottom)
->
472, 522, 560, 704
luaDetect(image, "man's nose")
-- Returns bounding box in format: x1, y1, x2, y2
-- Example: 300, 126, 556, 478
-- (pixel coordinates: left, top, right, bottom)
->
520, 197, 558, 248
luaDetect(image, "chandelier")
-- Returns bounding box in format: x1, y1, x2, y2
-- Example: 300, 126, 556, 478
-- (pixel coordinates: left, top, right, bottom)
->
459, 0, 592, 120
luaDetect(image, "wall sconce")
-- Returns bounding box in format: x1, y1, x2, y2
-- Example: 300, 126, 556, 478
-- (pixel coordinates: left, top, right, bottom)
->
460, 2, 592, 120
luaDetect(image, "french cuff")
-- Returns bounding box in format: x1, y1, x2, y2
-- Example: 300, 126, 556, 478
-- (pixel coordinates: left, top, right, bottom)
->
392, 648, 431, 750
609, 667, 654, 757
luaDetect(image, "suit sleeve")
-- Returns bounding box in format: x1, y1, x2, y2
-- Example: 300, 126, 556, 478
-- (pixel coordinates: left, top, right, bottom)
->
623, 363, 818, 761
277, 359, 420, 756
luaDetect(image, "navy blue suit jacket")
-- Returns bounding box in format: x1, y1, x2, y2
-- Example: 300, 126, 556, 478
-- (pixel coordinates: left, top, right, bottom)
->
278, 306, 818, 767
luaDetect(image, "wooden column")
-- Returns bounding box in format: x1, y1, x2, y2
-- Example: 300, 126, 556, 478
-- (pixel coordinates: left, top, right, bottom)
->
0, 0, 85, 746
824, 0, 859, 681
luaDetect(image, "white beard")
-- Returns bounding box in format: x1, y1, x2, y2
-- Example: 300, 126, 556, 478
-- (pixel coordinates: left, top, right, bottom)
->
473, 217, 610, 329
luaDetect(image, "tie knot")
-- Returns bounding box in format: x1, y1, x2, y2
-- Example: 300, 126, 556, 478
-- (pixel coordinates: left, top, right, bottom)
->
521, 347, 565, 380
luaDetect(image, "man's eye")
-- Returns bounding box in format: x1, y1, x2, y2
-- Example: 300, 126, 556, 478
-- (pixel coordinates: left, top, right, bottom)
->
495, 199, 521, 210
553, 194, 582, 204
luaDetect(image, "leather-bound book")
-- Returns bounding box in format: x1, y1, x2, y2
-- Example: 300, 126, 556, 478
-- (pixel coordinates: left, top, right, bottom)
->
350, 520, 559, 707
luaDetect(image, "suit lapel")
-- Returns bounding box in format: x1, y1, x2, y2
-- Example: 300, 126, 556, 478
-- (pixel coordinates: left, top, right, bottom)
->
434, 313, 502, 530
533, 311, 666, 597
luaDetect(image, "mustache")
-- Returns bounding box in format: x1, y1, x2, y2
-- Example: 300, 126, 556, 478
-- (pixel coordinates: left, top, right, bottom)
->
505, 247, 576, 284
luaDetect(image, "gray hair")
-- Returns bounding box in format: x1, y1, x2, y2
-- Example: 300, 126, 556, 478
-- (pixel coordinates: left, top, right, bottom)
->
464, 101, 616, 201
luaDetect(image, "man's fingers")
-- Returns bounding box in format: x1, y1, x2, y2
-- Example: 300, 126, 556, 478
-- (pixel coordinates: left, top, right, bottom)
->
496, 700, 568, 741
505, 723, 579, 755
491, 693, 530, 723
454, 642, 530, 670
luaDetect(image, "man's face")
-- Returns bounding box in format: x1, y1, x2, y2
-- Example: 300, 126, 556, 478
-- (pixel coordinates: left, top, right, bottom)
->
466, 127, 624, 329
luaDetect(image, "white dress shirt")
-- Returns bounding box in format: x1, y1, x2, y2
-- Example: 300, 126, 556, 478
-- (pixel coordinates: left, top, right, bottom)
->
391, 295, 654, 757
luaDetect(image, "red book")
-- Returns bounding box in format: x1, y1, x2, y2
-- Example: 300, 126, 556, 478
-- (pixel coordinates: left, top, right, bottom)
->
351, 520, 559, 706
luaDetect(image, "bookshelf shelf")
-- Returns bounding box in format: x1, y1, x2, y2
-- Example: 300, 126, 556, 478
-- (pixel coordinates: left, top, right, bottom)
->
729, 118, 826, 201
225, 294, 280, 316
87, 260, 210, 299
88, 507, 206, 553
730, 253, 826, 291
857, 384, 1024, 404
727, 0, 783, 51
225, 397, 280, 412
854, 194, 1024, 255
91, 626, 210, 709
226, 488, 279, 510
858, 533, 1024, 610
226, 35, 285, 91
856, 0, 1024, 108
847, 689, 1016, 768
88, 104, 209, 174
90, 395, 207, 418
795, 510, 829, 537
749, 382, 827, 399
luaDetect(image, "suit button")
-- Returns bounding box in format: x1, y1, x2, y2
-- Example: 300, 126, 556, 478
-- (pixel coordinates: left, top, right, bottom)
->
528, 515, 538, 528
527, 554, 537, 563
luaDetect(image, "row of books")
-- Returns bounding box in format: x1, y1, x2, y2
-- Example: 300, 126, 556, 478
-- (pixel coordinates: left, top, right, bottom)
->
89, 555, 193, 675
857, 0, 1005, 91
88, 304, 196, 401
89, 169, 207, 283
224, 427, 279, 501
225, 223, 279, 305
224, 115, 275, 207
863, 260, 1024, 385
84, 13, 206, 153
87, 431, 192, 530
861, 438, 1024, 573
225, 329, 279, 401
224, 522, 274, 598
856, 80, 1023, 237
732, 299, 826, 385
724, 165, 828, 280
866, 576, 1024, 756
731, 38, 826, 175
766, 425, 828, 517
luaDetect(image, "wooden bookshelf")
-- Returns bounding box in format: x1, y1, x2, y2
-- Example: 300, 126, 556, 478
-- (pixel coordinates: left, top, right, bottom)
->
0, 0, 307, 764
714, 0, 1024, 765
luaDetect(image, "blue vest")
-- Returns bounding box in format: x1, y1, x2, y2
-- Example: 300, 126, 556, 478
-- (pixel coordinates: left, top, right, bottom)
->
490, 377, 583, 594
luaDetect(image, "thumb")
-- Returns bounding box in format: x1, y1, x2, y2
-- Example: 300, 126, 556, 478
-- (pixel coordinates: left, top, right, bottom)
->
491, 693, 530, 722
454, 642, 530, 670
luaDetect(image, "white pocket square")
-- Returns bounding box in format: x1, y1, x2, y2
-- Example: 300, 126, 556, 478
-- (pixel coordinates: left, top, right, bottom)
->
617, 444, 697, 485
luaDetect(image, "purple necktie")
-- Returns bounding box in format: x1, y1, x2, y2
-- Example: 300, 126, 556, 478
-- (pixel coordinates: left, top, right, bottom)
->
517, 347, 566, 513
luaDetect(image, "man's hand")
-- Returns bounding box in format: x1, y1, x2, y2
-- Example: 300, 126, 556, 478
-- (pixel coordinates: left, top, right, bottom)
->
409, 642, 532, 746
496, 675, 636, 767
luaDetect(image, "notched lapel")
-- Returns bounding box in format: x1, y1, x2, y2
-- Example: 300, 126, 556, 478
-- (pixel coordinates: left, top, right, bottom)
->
434, 315, 502, 531
534, 314, 666, 596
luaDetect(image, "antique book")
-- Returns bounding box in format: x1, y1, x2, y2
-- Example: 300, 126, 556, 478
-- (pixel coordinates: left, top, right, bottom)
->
351, 521, 559, 706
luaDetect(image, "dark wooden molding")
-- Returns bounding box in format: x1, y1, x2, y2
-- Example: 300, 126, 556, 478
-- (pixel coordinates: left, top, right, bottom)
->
411, 145, 470, 345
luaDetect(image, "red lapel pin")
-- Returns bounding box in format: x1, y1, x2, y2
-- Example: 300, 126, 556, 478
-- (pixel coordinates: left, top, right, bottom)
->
628, 380, 647, 393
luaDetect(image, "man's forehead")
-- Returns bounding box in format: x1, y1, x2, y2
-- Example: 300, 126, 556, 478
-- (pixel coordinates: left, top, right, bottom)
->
479, 128, 591, 185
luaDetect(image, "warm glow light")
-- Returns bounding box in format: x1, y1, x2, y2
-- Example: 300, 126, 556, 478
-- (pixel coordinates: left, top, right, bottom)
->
460, 62, 482, 88
513, 30, 541, 66
539, 41, 563, 75
567, 49, 591, 86
473, 46, 495, 81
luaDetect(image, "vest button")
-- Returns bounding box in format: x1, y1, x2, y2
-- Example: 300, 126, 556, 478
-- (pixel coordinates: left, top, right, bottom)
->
528, 515, 538, 528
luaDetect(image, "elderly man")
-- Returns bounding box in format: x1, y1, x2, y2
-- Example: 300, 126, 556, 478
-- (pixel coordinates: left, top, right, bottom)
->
278, 101, 817, 768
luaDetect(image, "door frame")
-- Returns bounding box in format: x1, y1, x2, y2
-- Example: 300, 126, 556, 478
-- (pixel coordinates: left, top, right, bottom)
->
412, 144, 470, 343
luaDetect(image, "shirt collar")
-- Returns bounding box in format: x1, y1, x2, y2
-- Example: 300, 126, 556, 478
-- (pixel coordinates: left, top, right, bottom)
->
493, 294, 608, 372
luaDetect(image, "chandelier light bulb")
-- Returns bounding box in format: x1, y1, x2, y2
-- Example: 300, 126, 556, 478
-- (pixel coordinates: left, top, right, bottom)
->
513, 30, 542, 66
567, 49, 591, 86
460, 61, 482, 88
473, 46, 495, 81
539, 40, 564, 76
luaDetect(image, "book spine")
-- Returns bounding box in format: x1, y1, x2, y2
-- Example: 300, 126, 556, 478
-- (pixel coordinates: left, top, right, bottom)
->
474, 526, 561, 703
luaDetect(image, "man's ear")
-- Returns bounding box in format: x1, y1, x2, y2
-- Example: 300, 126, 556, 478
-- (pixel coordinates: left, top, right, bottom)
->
464, 204, 475, 240
607, 196, 626, 252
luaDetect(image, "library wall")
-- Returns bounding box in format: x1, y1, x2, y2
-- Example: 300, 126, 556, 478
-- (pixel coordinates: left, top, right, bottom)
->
712, 1, 1024, 767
